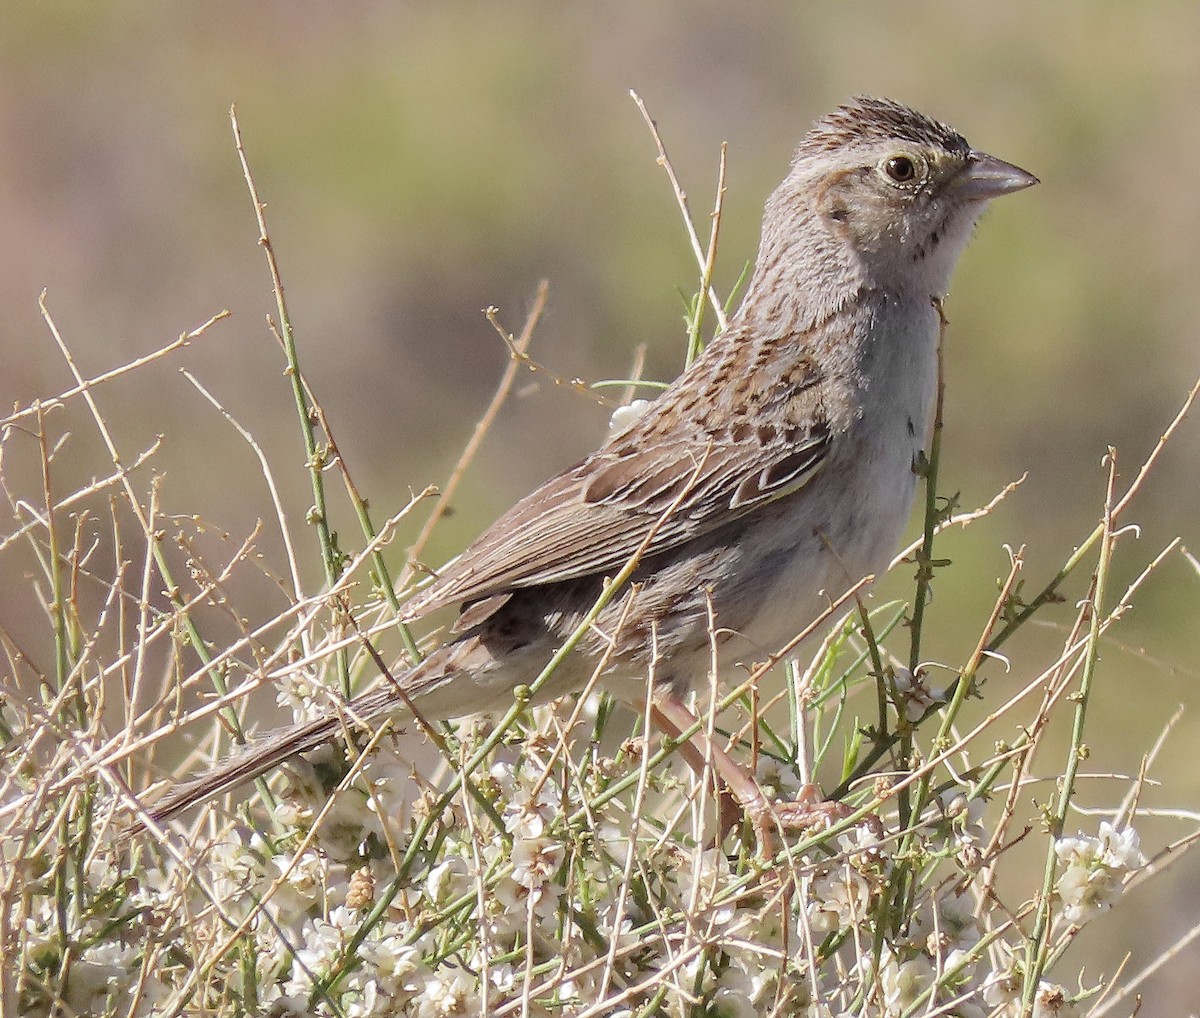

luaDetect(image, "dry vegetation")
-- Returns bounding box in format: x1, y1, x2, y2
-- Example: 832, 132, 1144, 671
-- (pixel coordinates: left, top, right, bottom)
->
2, 105, 1198, 1018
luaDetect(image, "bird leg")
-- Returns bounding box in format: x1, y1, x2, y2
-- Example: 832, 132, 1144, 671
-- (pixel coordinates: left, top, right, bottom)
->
649, 698, 753, 839
649, 697, 849, 850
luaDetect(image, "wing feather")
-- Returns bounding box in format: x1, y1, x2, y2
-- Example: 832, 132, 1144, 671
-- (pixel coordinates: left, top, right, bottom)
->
402, 334, 835, 621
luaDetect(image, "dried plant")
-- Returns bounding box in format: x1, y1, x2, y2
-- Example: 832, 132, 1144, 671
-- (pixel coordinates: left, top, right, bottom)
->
1, 100, 1196, 1018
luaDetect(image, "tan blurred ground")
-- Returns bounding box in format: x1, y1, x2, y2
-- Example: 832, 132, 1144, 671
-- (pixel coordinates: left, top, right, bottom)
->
1, 2, 1197, 1008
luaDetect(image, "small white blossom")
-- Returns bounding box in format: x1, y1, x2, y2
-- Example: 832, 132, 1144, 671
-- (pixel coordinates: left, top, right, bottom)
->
426, 855, 473, 903
608, 399, 653, 436
208, 837, 269, 907
982, 970, 1078, 1017
276, 667, 334, 723
807, 866, 871, 933
754, 755, 804, 801
280, 906, 361, 998
710, 984, 757, 1018
359, 933, 425, 997
364, 772, 414, 826
268, 847, 327, 914
836, 820, 887, 867
310, 791, 381, 859
511, 836, 564, 889
68, 940, 139, 1014
911, 890, 980, 957
879, 951, 935, 1015
596, 911, 639, 954
503, 783, 557, 841
273, 797, 313, 829
415, 965, 478, 1017
1055, 821, 1145, 925
484, 959, 517, 994
714, 955, 774, 1015
892, 667, 946, 721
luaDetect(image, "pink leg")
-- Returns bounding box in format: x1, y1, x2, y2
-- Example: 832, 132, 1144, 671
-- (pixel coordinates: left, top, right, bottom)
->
650, 696, 849, 848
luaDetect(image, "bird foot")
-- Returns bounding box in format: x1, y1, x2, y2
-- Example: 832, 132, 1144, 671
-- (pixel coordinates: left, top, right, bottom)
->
736, 783, 853, 856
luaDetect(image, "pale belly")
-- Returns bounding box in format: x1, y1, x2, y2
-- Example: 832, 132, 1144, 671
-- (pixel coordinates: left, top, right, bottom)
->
422, 299, 939, 714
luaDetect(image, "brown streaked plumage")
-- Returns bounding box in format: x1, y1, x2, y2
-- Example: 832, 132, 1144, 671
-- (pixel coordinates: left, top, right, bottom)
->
139, 97, 1036, 830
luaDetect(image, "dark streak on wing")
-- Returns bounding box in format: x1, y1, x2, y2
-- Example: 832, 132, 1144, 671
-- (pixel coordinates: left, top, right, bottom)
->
402, 336, 835, 623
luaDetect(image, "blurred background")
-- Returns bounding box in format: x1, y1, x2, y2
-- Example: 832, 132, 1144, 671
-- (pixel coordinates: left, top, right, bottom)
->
1, 2, 1197, 1008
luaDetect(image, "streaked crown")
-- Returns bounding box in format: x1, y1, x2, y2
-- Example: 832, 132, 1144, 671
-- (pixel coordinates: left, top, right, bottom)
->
801, 96, 970, 158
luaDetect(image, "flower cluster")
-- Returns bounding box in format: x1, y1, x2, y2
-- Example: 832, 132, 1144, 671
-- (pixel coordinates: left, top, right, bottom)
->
1054, 820, 1146, 926
3, 703, 1153, 1017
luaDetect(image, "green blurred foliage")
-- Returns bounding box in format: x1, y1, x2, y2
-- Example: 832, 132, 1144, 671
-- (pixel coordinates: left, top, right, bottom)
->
1, 1, 1197, 1007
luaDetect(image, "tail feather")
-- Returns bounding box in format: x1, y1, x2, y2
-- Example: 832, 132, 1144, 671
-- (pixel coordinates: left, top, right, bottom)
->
138, 713, 341, 830
130, 645, 470, 837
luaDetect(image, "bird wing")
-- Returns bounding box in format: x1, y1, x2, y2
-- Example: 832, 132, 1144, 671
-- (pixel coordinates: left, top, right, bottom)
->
402, 345, 834, 621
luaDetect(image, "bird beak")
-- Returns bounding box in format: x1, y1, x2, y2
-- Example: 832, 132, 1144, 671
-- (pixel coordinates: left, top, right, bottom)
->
954, 151, 1039, 200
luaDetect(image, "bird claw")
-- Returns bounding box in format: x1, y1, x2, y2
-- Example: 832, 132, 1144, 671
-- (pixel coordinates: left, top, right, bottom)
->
737, 784, 854, 856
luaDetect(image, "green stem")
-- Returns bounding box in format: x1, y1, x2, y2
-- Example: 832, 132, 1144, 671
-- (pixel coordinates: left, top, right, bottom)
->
230, 107, 352, 702
1020, 461, 1116, 1012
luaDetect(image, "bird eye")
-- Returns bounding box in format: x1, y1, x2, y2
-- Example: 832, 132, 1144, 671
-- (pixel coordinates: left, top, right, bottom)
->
883, 154, 918, 183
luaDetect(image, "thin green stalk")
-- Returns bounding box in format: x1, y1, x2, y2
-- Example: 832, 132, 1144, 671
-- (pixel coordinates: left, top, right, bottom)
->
1020, 457, 1117, 1012
903, 299, 950, 812
988, 374, 1199, 656
684, 142, 727, 368
890, 547, 1025, 923
310, 395, 422, 665
35, 407, 72, 700
877, 300, 948, 942
230, 106, 352, 701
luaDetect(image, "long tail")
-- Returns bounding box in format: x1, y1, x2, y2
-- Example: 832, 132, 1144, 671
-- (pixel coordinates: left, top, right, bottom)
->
134, 676, 417, 832
136, 712, 343, 831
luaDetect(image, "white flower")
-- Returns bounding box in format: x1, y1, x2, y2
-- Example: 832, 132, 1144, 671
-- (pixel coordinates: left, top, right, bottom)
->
280, 906, 363, 997
1054, 821, 1145, 925
935, 787, 985, 831
879, 952, 935, 1014
911, 890, 980, 956
263, 994, 310, 1016
503, 784, 557, 841
208, 837, 267, 905
84, 854, 117, 891
363, 776, 411, 826
485, 959, 517, 994
273, 797, 313, 829
597, 911, 638, 954
276, 667, 333, 723
836, 821, 887, 868
129, 866, 174, 911
552, 965, 599, 1006
892, 667, 946, 721
491, 871, 558, 930
754, 756, 804, 801
710, 984, 757, 1018
511, 836, 565, 889
1030, 983, 1079, 1017
608, 399, 653, 436
68, 940, 139, 1013
344, 979, 384, 1018
806, 866, 870, 933
268, 848, 327, 914
426, 855, 473, 903
414, 966, 478, 1017
982, 971, 1078, 1017
1096, 821, 1145, 868
360, 934, 421, 986
489, 760, 518, 795
313, 791, 381, 860
714, 955, 773, 1015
